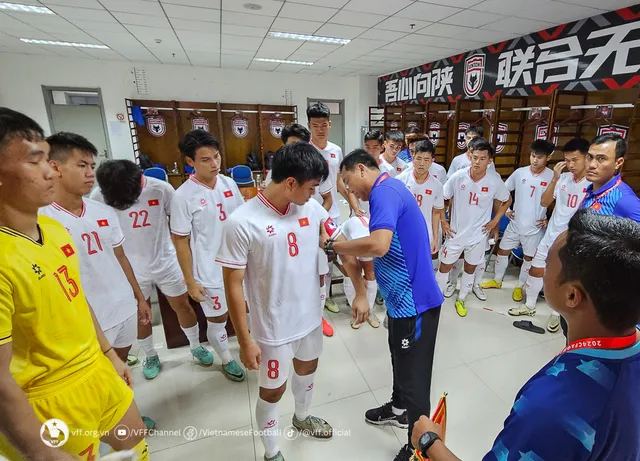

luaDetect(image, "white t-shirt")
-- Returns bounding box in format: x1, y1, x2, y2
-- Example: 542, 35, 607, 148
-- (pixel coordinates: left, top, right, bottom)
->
90, 176, 176, 280
264, 169, 333, 205
443, 167, 510, 246
405, 162, 447, 186
40, 199, 137, 330
340, 215, 372, 262
547, 173, 590, 242
504, 166, 554, 236
216, 193, 330, 346
378, 153, 408, 178
312, 140, 343, 219
447, 152, 496, 179
396, 170, 445, 243
170, 174, 244, 289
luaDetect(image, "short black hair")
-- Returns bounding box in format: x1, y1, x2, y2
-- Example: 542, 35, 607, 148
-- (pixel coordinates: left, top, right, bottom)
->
270, 142, 329, 185
340, 148, 380, 172
47, 132, 97, 162
281, 123, 310, 144
385, 130, 404, 143
306, 102, 330, 120
465, 125, 484, 138
530, 139, 555, 156
364, 130, 383, 144
407, 134, 429, 145
95, 160, 143, 210
559, 209, 640, 332
562, 137, 589, 155
414, 139, 435, 156
0, 107, 44, 151
178, 129, 220, 161
469, 138, 494, 158
404, 125, 421, 135
591, 133, 627, 159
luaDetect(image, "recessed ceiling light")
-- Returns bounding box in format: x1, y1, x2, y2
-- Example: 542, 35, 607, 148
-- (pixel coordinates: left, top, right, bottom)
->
254, 58, 313, 66
244, 3, 262, 10
20, 38, 110, 49
269, 31, 350, 46
0, 2, 54, 14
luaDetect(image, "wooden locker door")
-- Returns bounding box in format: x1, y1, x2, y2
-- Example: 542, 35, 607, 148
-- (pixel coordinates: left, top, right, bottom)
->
135, 106, 181, 184
220, 105, 261, 170
261, 114, 295, 157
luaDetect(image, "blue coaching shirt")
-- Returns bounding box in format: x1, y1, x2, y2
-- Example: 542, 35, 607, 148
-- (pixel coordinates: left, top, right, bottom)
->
580, 174, 640, 223
368, 173, 443, 319
484, 339, 640, 461
398, 148, 412, 163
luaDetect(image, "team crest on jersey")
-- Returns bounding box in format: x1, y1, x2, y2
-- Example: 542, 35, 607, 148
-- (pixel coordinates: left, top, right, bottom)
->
457, 122, 470, 150
266, 225, 276, 236
200, 198, 207, 207
146, 116, 166, 137
597, 124, 629, 139
232, 117, 248, 138
522, 178, 527, 184
270, 119, 285, 138
461, 184, 466, 190
192, 117, 209, 132
429, 122, 440, 146
561, 185, 567, 191
494, 123, 508, 153
464, 53, 485, 98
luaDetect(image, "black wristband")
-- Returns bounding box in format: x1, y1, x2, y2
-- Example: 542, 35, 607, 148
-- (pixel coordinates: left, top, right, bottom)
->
419, 431, 441, 457
102, 346, 113, 355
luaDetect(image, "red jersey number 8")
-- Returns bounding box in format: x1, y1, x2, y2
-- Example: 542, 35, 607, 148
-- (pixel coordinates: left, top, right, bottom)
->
267, 360, 279, 379
287, 232, 299, 257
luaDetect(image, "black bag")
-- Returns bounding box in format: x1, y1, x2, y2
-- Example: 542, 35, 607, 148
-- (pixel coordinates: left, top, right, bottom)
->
246, 152, 262, 171
264, 151, 275, 171
138, 152, 155, 170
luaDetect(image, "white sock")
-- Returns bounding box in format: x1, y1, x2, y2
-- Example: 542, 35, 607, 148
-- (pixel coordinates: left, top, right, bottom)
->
292, 372, 315, 421
518, 260, 532, 287
256, 398, 280, 458
366, 280, 378, 313
474, 261, 486, 287
449, 259, 463, 283
494, 254, 509, 283
206, 321, 232, 364
392, 406, 405, 415
431, 257, 440, 272
343, 277, 355, 307
138, 335, 158, 358
436, 270, 448, 293
458, 272, 474, 301
324, 273, 332, 299
181, 324, 200, 350
525, 275, 544, 309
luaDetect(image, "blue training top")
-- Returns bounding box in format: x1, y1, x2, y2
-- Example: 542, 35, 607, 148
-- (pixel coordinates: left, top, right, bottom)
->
484, 339, 640, 461
398, 148, 412, 163
368, 173, 443, 319
581, 174, 640, 223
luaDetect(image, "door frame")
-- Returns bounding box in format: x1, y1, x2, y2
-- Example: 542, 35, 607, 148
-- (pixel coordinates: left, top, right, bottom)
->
306, 98, 345, 149
42, 85, 113, 158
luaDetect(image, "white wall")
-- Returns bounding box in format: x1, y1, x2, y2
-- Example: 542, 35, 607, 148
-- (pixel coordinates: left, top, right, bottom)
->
0, 53, 377, 161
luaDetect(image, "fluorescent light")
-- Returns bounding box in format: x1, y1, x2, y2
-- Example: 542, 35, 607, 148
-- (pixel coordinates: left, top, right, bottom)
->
269, 31, 350, 45
0, 2, 54, 14
20, 38, 110, 49
254, 58, 313, 66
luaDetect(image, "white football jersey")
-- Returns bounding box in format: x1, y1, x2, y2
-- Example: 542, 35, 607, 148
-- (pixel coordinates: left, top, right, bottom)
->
91, 176, 177, 280
504, 166, 554, 236
312, 140, 343, 219
340, 215, 371, 262
405, 162, 447, 185
264, 168, 333, 205
40, 199, 136, 330
396, 170, 445, 243
443, 167, 510, 246
547, 172, 590, 242
170, 175, 244, 289
447, 152, 496, 179
216, 193, 329, 346
378, 153, 408, 178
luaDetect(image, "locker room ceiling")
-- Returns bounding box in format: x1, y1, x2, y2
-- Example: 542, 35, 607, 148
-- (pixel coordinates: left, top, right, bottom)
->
0, 0, 636, 77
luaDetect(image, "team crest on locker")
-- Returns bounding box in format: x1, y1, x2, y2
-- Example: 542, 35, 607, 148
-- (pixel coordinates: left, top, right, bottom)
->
535, 123, 559, 146
597, 124, 629, 139
494, 123, 508, 153
146, 116, 166, 137
457, 122, 470, 150
407, 121, 418, 128
192, 117, 209, 131
270, 119, 285, 138
463, 53, 485, 98
232, 118, 249, 138
429, 122, 440, 146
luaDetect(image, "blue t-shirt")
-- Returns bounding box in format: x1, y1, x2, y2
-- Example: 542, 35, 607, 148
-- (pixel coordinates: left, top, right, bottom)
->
368, 173, 443, 320
398, 148, 412, 163
581, 174, 640, 223
484, 339, 640, 461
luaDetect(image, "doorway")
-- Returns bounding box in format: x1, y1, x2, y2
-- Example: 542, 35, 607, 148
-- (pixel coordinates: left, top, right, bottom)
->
307, 98, 345, 150
42, 86, 111, 169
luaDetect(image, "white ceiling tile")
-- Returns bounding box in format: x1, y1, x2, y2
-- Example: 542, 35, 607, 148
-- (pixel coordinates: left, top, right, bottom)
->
402, 34, 482, 50
219, 48, 256, 56
255, 37, 300, 59
221, 0, 283, 16
42, 6, 116, 22
41, 0, 104, 8
163, 4, 220, 22
416, 23, 470, 38
113, 12, 172, 28
287, 0, 348, 8
359, 29, 406, 41
88, 31, 137, 44
148, 47, 190, 61
100, 0, 165, 16
343, 38, 389, 51
559, 0, 637, 9
124, 25, 182, 48
455, 28, 517, 43
221, 24, 267, 38
515, 2, 602, 23
79, 48, 126, 60
176, 31, 220, 51
169, 18, 217, 32
417, 0, 482, 6
485, 17, 555, 34
278, 3, 338, 22
248, 60, 280, 71
329, 10, 386, 28
175, 29, 220, 42
160, 0, 221, 7
270, 17, 323, 34
354, 55, 383, 63
297, 66, 328, 74
297, 42, 340, 52
381, 42, 425, 53
343, 0, 413, 15
221, 34, 262, 51
222, 10, 273, 27
46, 46, 98, 58
273, 62, 310, 73
314, 23, 367, 40
394, 2, 462, 22
49, 31, 97, 42
440, 9, 505, 27
67, 20, 129, 32
186, 50, 220, 66
117, 48, 159, 62
471, 0, 550, 15
377, 16, 431, 33
221, 54, 252, 68
4, 0, 46, 4
288, 50, 331, 61
5, 12, 70, 28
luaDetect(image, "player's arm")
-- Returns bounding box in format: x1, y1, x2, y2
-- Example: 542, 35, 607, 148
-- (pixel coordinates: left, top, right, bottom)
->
431, 208, 441, 253
334, 234, 369, 324
113, 245, 151, 325
483, 196, 512, 234
222, 266, 259, 368
541, 161, 565, 207
321, 191, 333, 212
332, 229, 392, 258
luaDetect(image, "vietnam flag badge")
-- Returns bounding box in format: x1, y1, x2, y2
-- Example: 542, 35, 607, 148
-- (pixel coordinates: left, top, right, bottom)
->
298, 217, 309, 227
61, 244, 75, 257
148, 199, 159, 206
97, 219, 109, 227
224, 190, 233, 198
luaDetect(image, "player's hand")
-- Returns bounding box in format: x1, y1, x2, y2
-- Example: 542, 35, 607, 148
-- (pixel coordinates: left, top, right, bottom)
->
441, 221, 455, 239
353, 207, 366, 217
352, 294, 370, 326
536, 218, 548, 228
106, 349, 134, 388
240, 341, 262, 371
187, 280, 207, 303
553, 161, 566, 180
137, 299, 152, 325
506, 210, 515, 220
490, 226, 499, 242
319, 224, 330, 250
411, 415, 444, 451
48, 452, 82, 461
430, 239, 437, 255
482, 219, 498, 234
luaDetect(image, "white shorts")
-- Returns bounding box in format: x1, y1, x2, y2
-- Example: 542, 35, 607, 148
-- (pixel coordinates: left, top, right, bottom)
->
200, 287, 228, 317
257, 325, 323, 389
499, 223, 545, 257
138, 261, 187, 300
103, 314, 137, 349
440, 237, 486, 266
318, 248, 329, 276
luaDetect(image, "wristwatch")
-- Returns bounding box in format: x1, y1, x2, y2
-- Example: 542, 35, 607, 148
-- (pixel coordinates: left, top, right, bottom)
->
418, 431, 441, 457
324, 239, 335, 256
